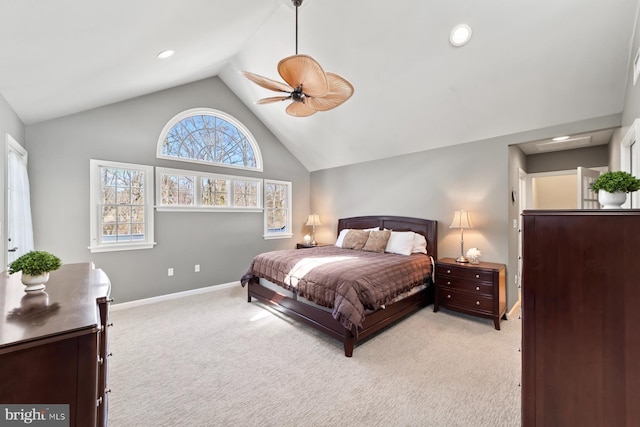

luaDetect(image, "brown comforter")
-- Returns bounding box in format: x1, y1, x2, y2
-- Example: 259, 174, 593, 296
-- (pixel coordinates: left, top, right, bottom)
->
241, 246, 433, 330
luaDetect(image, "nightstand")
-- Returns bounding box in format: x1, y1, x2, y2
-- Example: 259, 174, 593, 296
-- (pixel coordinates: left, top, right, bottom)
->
434, 257, 506, 330
296, 243, 328, 249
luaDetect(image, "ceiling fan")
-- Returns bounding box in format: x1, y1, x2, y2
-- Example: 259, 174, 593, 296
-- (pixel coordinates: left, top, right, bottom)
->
241, 0, 354, 117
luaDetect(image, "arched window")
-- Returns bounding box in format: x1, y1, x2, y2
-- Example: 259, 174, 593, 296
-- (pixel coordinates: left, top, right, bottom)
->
157, 108, 262, 171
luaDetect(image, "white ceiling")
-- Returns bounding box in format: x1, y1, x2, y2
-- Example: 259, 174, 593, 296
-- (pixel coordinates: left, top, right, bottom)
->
0, 0, 638, 171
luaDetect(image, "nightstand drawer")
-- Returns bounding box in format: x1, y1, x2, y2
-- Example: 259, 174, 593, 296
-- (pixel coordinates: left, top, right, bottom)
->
437, 288, 493, 313
438, 278, 493, 296
436, 265, 493, 282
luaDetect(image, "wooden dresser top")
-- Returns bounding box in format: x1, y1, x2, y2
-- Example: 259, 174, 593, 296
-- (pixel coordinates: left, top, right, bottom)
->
0, 262, 111, 351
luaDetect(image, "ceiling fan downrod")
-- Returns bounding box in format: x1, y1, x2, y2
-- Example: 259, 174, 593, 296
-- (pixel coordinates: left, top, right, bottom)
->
293, 0, 302, 54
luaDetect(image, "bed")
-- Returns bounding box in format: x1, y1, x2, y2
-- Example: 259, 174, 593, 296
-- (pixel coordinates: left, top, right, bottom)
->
240, 215, 438, 357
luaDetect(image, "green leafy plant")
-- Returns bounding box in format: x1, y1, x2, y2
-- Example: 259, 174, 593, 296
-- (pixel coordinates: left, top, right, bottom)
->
590, 171, 640, 193
8, 251, 62, 276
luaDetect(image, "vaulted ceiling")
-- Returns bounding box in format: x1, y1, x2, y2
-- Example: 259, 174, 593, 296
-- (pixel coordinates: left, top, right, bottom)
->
0, 0, 637, 171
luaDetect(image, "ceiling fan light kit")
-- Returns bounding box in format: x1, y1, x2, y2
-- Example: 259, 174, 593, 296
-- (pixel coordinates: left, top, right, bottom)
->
241, 0, 354, 117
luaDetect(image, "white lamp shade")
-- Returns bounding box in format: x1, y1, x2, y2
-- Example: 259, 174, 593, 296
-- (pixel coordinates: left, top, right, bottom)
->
449, 210, 473, 229
306, 214, 322, 226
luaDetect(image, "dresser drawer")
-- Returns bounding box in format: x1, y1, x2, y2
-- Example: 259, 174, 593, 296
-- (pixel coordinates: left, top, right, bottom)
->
437, 288, 493, 314
436, 265, 493, 282
437, 277, 494, 297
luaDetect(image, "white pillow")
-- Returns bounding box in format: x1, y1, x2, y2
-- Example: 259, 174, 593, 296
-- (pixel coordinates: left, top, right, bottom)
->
385, 231, 415, 255
335, 227, 379, 247
412, 233, 428, 254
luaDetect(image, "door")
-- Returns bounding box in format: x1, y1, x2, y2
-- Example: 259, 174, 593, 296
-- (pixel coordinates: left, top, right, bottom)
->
6, 134, 34, 266
628, 140, 638, 208
577, 166, 601, 209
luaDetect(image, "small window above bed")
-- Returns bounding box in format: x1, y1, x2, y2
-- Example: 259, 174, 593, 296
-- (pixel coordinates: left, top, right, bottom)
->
263, 179, 292, 240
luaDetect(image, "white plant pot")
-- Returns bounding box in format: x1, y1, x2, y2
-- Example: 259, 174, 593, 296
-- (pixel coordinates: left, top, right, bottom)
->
598, 190, 627, 209
21, 272, 50, 292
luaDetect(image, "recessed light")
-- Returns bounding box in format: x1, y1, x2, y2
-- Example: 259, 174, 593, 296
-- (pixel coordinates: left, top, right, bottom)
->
157, 49, 175, 59
552, 136, 570, 141
450, 24, 472, 47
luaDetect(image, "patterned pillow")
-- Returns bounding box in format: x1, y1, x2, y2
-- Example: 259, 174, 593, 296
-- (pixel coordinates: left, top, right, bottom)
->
363, 229, 392, 253
341, 230, 370, 250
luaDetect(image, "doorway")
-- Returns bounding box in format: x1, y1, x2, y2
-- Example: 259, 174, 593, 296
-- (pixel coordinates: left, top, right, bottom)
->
5, 134, 34, 268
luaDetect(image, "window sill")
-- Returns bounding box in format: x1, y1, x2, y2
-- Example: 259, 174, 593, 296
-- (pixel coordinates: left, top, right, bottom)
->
155, 206, 262, 213
263, 233, 293, 240
89, 242, 157, 253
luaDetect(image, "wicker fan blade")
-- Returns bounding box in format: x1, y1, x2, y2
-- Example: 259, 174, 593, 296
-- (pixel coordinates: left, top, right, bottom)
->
305, 72, 355, 112
241, 71, 293, 93
255, 96, 291, 105
278, 54, 328, 97
286, 101, 317, 117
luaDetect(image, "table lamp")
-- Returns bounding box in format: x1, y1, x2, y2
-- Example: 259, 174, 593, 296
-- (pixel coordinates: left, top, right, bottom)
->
449, 210, 473, 263
305, 214, 322, 245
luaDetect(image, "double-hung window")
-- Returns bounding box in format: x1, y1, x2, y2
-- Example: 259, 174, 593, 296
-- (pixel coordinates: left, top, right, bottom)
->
89, 159, 155, 252
263, 179, 292, 239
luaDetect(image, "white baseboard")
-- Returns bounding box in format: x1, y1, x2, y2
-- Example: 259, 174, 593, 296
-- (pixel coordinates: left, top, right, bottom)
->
111, 281, 240, 311
505, 298, 522, 320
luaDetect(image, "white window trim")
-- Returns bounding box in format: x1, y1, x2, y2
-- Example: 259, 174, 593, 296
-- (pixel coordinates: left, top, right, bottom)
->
89, 159, 156, 253
156, 107, 263, 172
263, 179, 293, 240
155, 167, 263, 212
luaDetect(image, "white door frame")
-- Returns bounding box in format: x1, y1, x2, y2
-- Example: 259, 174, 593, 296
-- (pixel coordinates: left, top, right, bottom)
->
4, 133, 32, 269
620, 119, 639, 208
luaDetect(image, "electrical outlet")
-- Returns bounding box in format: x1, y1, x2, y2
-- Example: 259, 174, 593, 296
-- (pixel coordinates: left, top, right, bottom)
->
168, 268, 174, 276
195, 264, 200, 273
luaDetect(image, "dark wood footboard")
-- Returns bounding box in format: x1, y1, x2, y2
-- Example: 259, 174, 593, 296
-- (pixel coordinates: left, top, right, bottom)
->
247, 277, 433, 357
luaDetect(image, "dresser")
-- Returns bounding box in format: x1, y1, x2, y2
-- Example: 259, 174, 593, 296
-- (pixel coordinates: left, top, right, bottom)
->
0, 263, 112, 427
522, 210, 640, 426
434, 257, 506, 329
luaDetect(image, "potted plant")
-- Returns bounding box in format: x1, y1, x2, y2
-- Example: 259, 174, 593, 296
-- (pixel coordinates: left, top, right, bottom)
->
591, 171, 640, 208
9, 250, 62, 292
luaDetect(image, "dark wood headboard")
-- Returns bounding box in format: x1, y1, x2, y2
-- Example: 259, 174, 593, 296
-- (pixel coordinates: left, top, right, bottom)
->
337, 215, 438, 259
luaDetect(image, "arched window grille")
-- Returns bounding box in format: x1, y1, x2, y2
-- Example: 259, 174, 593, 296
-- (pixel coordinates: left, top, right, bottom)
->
157, 108, 262, 171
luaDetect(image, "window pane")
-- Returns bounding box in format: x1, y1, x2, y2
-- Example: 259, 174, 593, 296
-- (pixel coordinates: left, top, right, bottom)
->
102, 206, 116, 224
234, 181, 258, 207
117, 224, 131, 241
201, 178, 229, 206
117, 188, 131, 204
268, 209, 287, 231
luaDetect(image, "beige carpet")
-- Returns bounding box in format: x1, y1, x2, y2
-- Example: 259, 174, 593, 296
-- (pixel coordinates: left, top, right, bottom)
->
108, 284, 521, 427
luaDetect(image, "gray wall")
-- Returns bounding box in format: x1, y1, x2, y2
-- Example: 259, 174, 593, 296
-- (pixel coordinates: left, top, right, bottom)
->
311, 139, 512, 301
311, 113, 622, 312
0, 92, 26, 271
622, 3, 640, 129
526, 145, 609, 173
25, 77, 310, 303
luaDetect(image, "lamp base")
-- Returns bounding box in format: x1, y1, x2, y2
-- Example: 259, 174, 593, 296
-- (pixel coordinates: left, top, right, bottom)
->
455, 256, 469, 263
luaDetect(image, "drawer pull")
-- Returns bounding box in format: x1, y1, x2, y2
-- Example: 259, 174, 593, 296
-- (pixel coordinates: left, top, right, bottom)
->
446, 269, 451, 274
476, 301, 480, 305
447, 294, 451, 299
98, 357, 104, 365
475, 274, 480, 279
97, 397, 102, 407
105, 388, 112, 394
447, 281, 451, 285
107, 322, 114, 327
